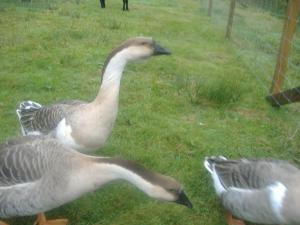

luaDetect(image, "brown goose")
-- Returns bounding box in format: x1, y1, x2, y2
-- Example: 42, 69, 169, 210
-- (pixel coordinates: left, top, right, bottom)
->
16, 37, 170, 153
0, 135, 192, 225
204, 156, 300, 225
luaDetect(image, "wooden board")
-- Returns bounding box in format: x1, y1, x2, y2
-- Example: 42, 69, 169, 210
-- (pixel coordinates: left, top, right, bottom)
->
266, 86, 300, 106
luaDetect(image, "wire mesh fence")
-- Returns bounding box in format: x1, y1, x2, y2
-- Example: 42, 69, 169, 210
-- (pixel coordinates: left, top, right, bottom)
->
201, 0, 300, 107
200, 0, 300, 163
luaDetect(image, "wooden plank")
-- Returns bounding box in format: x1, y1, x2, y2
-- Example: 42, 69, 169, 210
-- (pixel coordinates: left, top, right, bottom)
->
208, 0, 213, 17
266, 86, 300, 106
270, 0, 300, 94
226, 0, 236, 39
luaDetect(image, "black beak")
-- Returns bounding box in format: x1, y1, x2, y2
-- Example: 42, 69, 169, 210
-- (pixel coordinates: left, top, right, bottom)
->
175, 191, 193, 208
153, 43, 171, 55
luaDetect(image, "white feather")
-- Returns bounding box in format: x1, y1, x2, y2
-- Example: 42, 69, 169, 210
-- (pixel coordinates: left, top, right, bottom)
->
26, 131, 42, 136
17, 100, 42, 136
268, 182, 287, 223
211, 165, 226, 196
56, 118, 84, 151
16, 109, 26, 136
203, 158, 213, 174
204, 157, 227, 195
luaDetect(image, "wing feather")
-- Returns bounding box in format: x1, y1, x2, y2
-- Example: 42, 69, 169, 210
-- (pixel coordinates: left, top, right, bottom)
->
0, 138, 47, 186
17, 100, 86, 135
207, 157, 299, 189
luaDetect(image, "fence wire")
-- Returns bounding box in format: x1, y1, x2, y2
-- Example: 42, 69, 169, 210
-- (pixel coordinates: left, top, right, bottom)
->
201, 0, 300, 159
202, 0, 300, 106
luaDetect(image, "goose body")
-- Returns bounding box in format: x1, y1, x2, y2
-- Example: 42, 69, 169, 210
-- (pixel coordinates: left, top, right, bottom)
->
204, 156, 300, 225
16, 37, 171, 152
0, 135, 191, 222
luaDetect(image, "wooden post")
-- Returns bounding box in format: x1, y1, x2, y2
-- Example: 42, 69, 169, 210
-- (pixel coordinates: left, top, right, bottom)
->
266, 86, 300, 106
208, 0, 213, 17
270, 0, 300, 94
226, 0, 236, 39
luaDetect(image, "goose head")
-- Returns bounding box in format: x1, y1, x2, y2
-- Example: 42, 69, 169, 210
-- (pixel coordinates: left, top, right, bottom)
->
107, 37, 171, 63
120, 37, 171, 61
98, 158, 192, 208
124, 37, 171, 60
99, 37, 171, 85
146, 173, 193, 208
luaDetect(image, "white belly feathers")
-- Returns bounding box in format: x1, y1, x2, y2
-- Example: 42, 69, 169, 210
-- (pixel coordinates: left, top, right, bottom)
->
55, 118, 85, 151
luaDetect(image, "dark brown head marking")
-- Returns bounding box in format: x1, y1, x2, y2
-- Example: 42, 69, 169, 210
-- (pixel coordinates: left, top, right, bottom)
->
97, 157, 181, 190
100, 37, 154, 82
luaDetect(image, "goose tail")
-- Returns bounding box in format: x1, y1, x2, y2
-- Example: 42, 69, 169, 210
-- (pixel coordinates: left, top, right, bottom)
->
204, 156, 227, 174
16, 101, 42, 136
204, 156, 227, 196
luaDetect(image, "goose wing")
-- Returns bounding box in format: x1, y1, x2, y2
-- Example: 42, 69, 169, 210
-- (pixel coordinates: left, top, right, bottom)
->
205, 157, 298, 189
0, 136, 49, 187
17, 100, 86, 135
204, 157, 298, 224
0, 135, 38, 150
221, 183, 286, 224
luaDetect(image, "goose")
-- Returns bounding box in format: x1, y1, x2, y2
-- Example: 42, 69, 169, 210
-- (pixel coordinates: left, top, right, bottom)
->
204, 156, 300, 225
16, 37, 171, 153
0, 135, 192, 225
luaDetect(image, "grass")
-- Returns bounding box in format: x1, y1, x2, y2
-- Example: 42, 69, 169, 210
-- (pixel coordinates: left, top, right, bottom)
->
0, 0, 299, 224
207, 0, 300, 91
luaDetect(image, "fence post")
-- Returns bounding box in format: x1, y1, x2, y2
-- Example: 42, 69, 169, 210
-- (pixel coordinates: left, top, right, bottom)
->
270, 0, 300, 94
208, 0, 213, 16
226, 0, 236, 39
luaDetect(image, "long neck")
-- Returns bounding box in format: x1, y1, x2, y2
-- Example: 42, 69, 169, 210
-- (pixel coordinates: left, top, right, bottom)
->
67, 156, 171, 201
93, 162, 156, 195
94, 51, 128, 104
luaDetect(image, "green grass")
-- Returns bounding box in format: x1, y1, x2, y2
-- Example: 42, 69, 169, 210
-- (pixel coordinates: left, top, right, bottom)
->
0, 0, 299, 224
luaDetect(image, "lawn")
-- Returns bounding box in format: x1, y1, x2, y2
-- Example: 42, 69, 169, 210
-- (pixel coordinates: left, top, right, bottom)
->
0, 0, 299, 224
